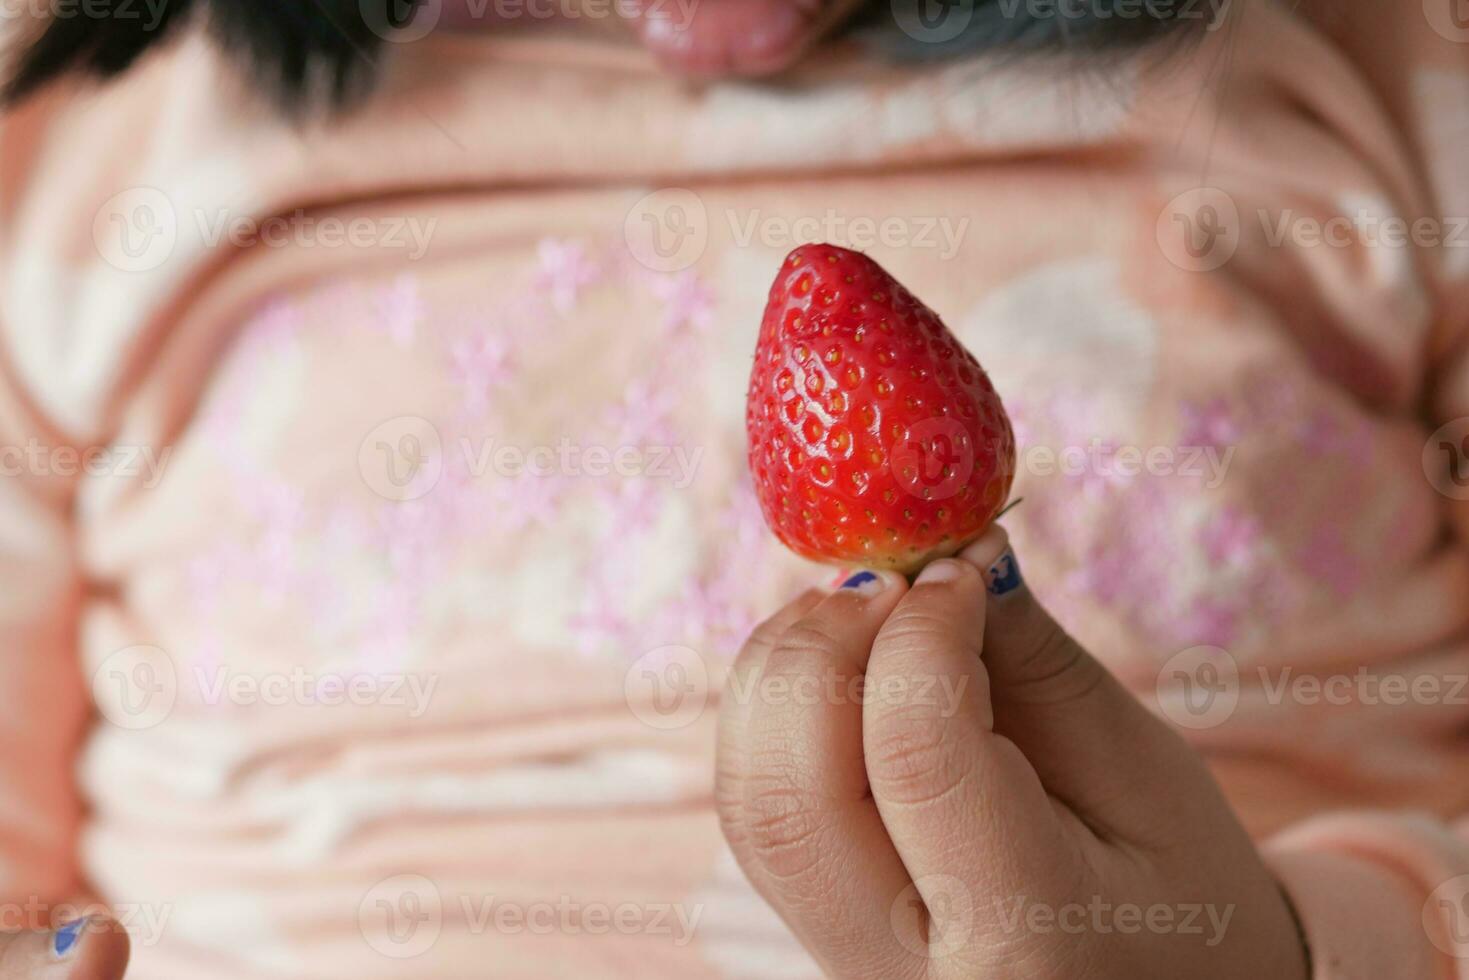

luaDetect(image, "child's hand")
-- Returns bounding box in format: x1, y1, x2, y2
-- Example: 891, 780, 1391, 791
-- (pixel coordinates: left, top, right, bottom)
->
0, 914, 129, 979
715, 527, 1309, 979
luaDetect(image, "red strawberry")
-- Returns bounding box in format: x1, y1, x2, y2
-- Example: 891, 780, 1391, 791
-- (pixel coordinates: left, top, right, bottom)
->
746, 244, 1016, 573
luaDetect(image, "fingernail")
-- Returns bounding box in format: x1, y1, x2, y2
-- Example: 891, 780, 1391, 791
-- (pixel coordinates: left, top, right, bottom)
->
839, 570, 885, 596
52, 917, 86, 959
985, 549, 1024, 597
915, 559, 967, 585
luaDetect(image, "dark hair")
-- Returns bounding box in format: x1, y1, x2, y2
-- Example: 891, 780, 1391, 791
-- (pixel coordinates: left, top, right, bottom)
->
2, 0, 426, 111
2, 0, 1200, 113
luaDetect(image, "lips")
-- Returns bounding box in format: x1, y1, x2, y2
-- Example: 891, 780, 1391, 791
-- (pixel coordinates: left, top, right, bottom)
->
625, 0, 827, 78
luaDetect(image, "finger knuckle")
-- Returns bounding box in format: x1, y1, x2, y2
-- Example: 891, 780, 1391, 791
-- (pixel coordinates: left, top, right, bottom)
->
879, 607, 980, 665
1009, 627, 1107, 706
867, 708, 968, 807
773, 620, 846, 666
714, 755, 750, 847
743, 615, 793, 656
743, 779, 831, 880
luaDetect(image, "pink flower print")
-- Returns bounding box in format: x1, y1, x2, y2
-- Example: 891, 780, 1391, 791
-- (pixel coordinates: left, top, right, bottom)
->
449, 331, 516, 417
1295, 408, 1374, 466
535, 238, 602, 315
605, 379, 677, 447
568, 590, 631, 658
187, 548, 237, 611
593, 478, 663, 535
1179, 398, 1241, 451
1065, 440, 1132, 499
242, 298, 302, 352
374, 275, 422, 348
233, 478, 307, 599
647, 578, 734, 650
369, 498, 454, 581
1175, 596, 1241, 649
1006, 398, 1037, 451
485, 471, 565, 533
1299, 526, 1362, 598
1200, 507, 1261, 566
650, 270, 716, 336
355, 584, 421, 674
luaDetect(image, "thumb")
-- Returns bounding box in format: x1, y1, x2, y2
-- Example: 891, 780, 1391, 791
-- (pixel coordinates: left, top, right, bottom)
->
0, 915, 130, 980
957, 526, 1214, 841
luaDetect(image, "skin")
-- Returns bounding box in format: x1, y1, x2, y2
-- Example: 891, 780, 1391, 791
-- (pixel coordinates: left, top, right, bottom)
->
0, 917, 128, 980
715, 526, 1311, 979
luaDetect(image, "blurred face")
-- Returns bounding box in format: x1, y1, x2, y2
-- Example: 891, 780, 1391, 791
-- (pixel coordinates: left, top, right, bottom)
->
439, 0, 865, 78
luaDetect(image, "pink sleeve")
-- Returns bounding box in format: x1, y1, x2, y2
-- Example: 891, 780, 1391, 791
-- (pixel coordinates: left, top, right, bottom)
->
0, 99, 88, 908
0, 362, 86, 905
1264, 813, 1469, 979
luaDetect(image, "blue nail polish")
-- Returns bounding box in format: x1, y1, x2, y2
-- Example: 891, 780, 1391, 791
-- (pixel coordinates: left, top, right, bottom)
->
53, 918, 85, 958
987, 553, 1023, 596
840, 571, 879, 590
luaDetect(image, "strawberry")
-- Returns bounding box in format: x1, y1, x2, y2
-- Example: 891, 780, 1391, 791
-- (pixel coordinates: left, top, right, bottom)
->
746, 244, 1016, 573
